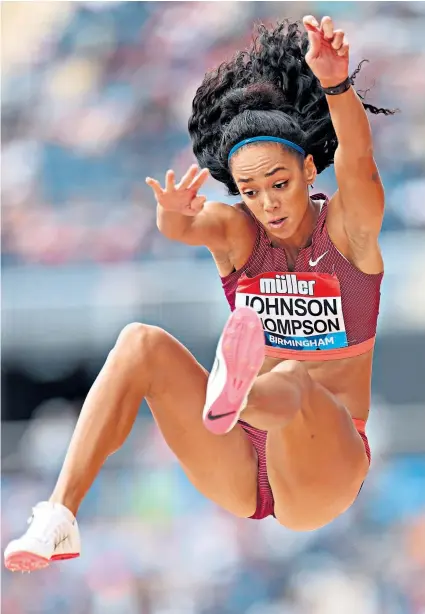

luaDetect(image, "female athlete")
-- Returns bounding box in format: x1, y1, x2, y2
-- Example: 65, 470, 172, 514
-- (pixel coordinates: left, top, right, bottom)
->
5, 16, 393, 572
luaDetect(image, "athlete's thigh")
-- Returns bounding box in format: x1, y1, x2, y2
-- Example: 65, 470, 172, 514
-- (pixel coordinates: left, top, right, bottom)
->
145, 327, 257, 518
266, 381, 369, 530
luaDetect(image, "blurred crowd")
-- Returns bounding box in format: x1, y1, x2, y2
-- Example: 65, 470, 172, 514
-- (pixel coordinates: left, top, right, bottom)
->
2, 1, 425, 266
2, 413, 425, 614
2, 3, 425, 614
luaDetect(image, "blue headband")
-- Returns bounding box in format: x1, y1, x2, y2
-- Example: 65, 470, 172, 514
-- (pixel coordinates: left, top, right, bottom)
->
228, 136, 305, 163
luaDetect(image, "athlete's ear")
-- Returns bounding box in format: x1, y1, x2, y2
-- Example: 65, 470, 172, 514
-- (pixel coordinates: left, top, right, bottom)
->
303, 154, 317, 186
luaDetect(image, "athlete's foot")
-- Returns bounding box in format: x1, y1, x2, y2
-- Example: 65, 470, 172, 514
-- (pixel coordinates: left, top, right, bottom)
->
4, 501, 80, 572
203, 307, 265, 435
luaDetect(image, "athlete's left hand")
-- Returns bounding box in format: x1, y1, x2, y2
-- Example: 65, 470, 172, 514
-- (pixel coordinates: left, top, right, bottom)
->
302, 16, 349, 88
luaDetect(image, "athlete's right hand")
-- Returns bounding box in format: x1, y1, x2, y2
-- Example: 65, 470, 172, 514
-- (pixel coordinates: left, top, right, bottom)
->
146, 165, 209, 217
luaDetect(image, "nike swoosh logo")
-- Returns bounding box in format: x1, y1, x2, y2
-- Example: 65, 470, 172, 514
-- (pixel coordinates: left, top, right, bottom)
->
205, 353, 236, 421
207, 409, 237, 421
309, 251, 328, 266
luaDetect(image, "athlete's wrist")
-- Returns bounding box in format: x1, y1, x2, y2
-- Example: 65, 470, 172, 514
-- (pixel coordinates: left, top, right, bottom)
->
320, 76, 352, 95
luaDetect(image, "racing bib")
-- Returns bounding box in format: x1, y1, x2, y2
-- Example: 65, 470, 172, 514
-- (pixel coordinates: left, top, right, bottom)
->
235, 272, 348, 352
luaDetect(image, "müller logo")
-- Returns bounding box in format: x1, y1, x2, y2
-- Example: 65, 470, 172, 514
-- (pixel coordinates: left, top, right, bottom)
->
260, 274, 316, 296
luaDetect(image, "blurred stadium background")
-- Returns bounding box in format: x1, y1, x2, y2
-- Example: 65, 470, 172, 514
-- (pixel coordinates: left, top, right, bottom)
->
1, 2, 425, 613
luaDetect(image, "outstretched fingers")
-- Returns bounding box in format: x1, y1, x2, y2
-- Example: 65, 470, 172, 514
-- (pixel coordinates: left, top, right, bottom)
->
145, 177, 164, 200
146, 165, 209, 205
165, 170, 176, 192
176, 164, 199, 190
188, 167, 210, 192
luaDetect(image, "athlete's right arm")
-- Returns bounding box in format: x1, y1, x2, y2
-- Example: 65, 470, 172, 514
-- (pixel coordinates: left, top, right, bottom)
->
147, 164, 245, 251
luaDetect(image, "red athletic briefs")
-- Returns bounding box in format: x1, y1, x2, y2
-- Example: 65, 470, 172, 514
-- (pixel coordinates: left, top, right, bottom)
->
239, 417, 371, 520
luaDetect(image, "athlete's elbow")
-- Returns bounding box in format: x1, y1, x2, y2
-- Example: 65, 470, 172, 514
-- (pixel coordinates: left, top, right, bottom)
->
156, 218, 174, 239
156, 210, 195, 243
156, 216, 183, 242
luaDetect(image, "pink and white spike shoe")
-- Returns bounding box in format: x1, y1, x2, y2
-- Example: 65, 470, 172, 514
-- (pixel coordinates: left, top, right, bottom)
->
203, 307, 265, 435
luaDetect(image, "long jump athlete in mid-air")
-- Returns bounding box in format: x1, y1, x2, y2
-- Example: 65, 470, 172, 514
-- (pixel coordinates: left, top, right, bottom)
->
5, 15, 394, 572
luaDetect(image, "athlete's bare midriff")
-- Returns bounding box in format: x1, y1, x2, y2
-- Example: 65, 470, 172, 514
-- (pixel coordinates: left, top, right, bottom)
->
258, 351, 373, 421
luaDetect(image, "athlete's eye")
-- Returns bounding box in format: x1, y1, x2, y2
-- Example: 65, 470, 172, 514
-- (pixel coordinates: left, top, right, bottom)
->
242, 190, 257, 198
274, 181, 288, 189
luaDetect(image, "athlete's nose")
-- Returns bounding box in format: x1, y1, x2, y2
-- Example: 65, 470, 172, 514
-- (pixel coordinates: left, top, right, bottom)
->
262, 193, 279, 212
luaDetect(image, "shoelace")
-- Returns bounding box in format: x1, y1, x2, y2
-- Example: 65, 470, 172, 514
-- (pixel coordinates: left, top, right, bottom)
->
26, 507, 69, 546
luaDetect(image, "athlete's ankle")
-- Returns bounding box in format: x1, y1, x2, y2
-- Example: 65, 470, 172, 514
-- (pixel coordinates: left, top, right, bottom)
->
48, 493, 80, 518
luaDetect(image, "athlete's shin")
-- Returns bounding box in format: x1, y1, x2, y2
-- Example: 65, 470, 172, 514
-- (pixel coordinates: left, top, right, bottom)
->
50, 323, 155, 516
243, 361, 308, 430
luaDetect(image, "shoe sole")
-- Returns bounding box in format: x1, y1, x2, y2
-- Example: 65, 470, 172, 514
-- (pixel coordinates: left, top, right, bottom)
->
203, 307, 264, 435
5, 551, 80, 572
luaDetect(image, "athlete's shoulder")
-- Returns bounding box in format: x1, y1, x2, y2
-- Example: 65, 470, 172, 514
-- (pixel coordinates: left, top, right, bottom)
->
205, 200, 256, 232
203, 200, 236, 217
204, 200, 247, 217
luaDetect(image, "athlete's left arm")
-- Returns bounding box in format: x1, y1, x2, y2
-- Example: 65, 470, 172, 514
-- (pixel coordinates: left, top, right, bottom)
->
303, 15, 385, 242
328, 87, 385, 240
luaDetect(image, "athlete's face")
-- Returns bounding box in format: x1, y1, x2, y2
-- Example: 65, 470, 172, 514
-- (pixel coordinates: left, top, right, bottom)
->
230, 144, 317, 241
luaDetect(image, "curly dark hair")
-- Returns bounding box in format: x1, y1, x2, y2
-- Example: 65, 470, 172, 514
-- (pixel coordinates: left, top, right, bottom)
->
188, 20, 395, 195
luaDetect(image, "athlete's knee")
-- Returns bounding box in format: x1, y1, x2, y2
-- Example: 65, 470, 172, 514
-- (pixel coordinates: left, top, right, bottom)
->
274, 452, 369, 531
274, 490, 354, 532
114, 322, 166, 361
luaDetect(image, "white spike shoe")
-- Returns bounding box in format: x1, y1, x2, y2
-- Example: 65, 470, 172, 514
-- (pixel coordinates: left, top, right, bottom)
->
4, 501, 80, 572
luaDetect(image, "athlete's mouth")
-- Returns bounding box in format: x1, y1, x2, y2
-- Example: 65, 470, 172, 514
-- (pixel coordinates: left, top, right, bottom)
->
268, 217, 287, 229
